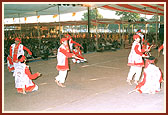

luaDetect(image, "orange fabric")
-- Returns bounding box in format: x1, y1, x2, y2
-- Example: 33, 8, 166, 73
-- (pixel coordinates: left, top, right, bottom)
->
25, 66, 39, 80
19, 55, 26, 62
17, 82, 36, 93
56, 46, 74, 71
136, 72, 147, 93
7, 56, 13, 65
17, 65, 38, 93
134, 45, 143, 56
8, 67, 14, 72
133, 35, 140, 40
23, 46, 32, 55
10, 44, 32, 62
158, 44, 164, 52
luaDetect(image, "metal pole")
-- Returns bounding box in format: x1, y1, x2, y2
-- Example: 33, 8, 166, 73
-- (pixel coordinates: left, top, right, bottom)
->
36, 11, 41, 50
145, 23, 147, 40
58, 5, 61, 40
132, 24, 133, 34
119, 24, 121, 43
121, 13, 125, 48
156, 7, 158, 44
95, 7, 98, 50
88, 6, 90, 38
145, 8, 147, 40
36, 11, 40, 39
18, 13, 21, 36
122, 24, 124, 48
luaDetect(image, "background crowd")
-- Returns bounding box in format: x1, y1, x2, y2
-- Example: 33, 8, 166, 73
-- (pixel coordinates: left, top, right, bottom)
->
4, 31, 162, 63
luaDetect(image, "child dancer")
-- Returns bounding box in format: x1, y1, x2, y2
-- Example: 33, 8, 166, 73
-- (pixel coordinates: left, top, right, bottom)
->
72, 45, 87, 63
55, 37, 82, 87
129, 56, 163, 94
127, 35, 148, 85
9, 37, 32, 72
13, 55, 41, 94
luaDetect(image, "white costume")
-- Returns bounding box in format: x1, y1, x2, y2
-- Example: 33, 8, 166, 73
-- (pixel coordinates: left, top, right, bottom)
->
55, 38, 74, 84
136, 64, 163, 94
127, 40, 144, 82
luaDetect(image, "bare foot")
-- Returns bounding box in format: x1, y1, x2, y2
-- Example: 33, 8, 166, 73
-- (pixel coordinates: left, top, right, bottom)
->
55, 80, 61, 86
134, 80, 138, 85
126, 79, 132, 85
23, 92, 26, 94
59, 83, 66, 88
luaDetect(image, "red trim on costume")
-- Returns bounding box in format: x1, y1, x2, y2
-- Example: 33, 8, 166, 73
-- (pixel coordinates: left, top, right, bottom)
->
57, 58, 69, 71
60, 48, 74, 58
141, 48, 146, 53
136, 72, 147, 93
159, 69, 163, 83
17, 83, 36, 93
73, 48, 84, 60
8, 67, 14, 72
7, 56, 13, 65
10, 44, 32, 62
17, 88, 23, 93
9, 46, 12, 57
142, 44, 146, 49
158, 44, 164, 52
127, 62, 144, 67
19, 55, 26, 62
23, 46, 32, 55
67, 34, 83, 48
25, 82, 36, 92
25, 66, 39, 79
134, 45, 143, 56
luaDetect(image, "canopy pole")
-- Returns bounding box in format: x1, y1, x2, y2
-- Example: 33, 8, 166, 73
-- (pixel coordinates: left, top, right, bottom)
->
155, 7, 158, 44
145, 23, 147, 40
58, 5, 61, 40
36, 11, 41, 50
18, 13, 21, 36
132, 24, 133, 34
54, 16, 57, 38
88, 6, 90, 38
122, 24, 124, 48
144, 7, 147, 40
36, 11, 40, 39
118, 24, 121, 44
121, 12, 124, 48
13, 17, 15, 33
95, 7, 98, 50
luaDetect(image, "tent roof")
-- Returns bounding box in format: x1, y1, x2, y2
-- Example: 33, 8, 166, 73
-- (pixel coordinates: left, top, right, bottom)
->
4, 4, 105, 18
101, 4, 164, 16
4, 3, 164, 19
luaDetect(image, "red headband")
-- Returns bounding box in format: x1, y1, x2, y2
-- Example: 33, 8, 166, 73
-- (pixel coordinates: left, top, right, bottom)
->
137, 30, 141, 33
15, 37, 20, 41
133, 35, 140, 40
60, 38, 68, 43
